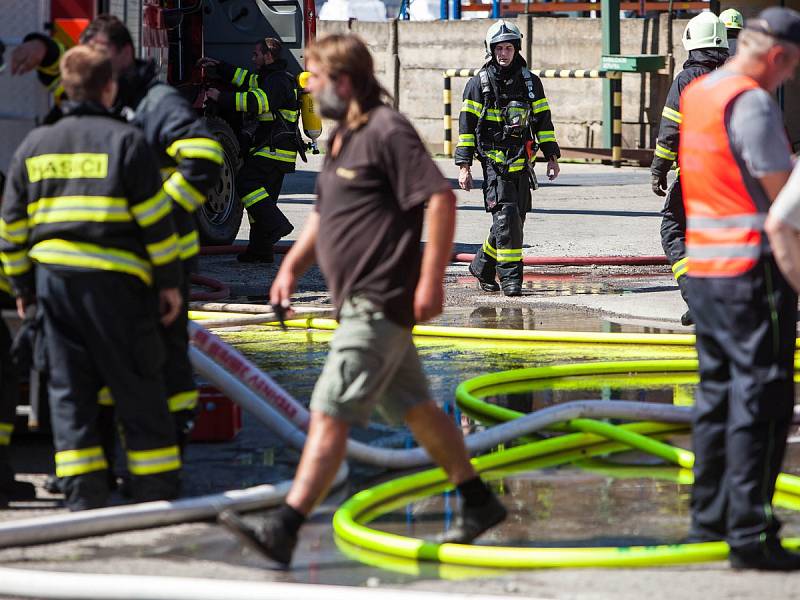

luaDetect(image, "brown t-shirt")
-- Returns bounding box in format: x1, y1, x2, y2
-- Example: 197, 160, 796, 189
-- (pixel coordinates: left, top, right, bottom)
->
314, 105, 449, 327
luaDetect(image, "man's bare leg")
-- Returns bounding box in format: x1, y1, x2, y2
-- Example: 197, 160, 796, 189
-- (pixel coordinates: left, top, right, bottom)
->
405, 399, 507, 544
286, 411, 349, 514
404, 399, 476, 484
217, 410, 348, 565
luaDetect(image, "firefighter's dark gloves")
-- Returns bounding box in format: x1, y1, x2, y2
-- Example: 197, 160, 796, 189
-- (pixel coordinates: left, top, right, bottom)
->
651, 172, 667, 197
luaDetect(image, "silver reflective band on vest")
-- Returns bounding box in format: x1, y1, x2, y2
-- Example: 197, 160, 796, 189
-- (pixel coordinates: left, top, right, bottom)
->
687, 214, 766, 230
689, 244, 762, 259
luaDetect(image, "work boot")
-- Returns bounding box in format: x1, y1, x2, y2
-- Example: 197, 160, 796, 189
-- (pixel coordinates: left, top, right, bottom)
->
502, 282, 522, 297
435, 492, 507, 545
680, 310, 694, 326
218, 509, 297, 567
468, 264, 500, 293
729, 539, 800, 571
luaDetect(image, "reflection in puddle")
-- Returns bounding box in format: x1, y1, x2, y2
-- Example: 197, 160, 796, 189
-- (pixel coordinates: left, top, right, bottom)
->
203, 305, 800, 582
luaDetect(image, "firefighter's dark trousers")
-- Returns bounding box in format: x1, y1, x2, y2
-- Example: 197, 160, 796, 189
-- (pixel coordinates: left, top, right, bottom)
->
97, 263, 196, 468
0, 306, 19, 487
689, 258, 796, 551
470, 164, 530, 290
37, 268, 181, 511
237, 155, 292, 254
163, 267, 196, 452
660, 176, 691, 306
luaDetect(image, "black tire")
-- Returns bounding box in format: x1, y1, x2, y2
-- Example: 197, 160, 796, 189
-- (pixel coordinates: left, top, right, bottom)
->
196, 116, 244, 246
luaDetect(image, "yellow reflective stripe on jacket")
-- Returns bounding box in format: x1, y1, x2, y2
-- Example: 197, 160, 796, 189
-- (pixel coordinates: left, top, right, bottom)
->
164, 171, 206, 213
97, 386, 114, 407
232, 68, 247, 87
537, 130, 557, 143
672, 256, 689, 280
249, 88, 270, 114
662, 106, 683, 124
278, 109, 299, 123
0, 218, 29, 244
483, 150, 526, 172
655, 144, 677, 161
179, 230, 199, 260
127, 446, 181, 476
28, 196, 131, 226
484, 108, 503, 122
496, 248, 523, 262
166, 138, 224, 165
37, 40, 65, 77
532, 98, 550, 114
55, 446, 108, 477
253, 147, 296, 164
146, 234, 180, 267
47, 76, 62, 92
241, 187, 269, 209
25, 153, 109, 183
30, 239, 152, 286
235, 92, 248, 112
168, 390, 198, 413
461, 99, 483, 117
1, 250, 32, 277
132, 190, 172, 228
248, 73, 260, 89
482, 237, 498, 260
458, 134, 476, 148
0, 423, 13, 446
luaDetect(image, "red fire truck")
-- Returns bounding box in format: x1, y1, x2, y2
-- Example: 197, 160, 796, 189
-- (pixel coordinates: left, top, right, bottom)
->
0, 0, 317, 244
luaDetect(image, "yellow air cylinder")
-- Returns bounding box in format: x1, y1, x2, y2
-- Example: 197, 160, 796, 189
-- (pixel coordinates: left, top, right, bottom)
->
297, 71, 323, 142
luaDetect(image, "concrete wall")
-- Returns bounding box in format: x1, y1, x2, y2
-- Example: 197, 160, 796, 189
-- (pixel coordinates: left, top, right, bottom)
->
318, 12, 800, 153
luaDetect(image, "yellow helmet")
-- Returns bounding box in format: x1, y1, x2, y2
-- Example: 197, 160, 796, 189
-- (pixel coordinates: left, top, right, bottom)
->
720, 8, 744, 30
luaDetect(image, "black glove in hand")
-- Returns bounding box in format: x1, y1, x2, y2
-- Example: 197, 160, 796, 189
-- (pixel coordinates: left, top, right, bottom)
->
651, 172, 668, 197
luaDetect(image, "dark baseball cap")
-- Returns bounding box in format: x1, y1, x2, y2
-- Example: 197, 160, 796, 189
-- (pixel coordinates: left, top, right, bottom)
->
746, 7, 800, 45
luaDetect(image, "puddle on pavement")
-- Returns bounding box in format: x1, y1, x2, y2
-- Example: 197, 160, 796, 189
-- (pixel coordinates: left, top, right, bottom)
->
30, 304, 796, 584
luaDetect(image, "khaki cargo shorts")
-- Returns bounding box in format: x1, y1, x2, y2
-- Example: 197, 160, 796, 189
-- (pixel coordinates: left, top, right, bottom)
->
309, 295, 429, 426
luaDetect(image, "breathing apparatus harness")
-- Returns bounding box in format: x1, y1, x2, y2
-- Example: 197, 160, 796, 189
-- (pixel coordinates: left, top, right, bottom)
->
475, 64, 539, 180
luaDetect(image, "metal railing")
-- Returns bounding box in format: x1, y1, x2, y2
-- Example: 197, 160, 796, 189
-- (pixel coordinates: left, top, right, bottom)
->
443, 68, 623, 167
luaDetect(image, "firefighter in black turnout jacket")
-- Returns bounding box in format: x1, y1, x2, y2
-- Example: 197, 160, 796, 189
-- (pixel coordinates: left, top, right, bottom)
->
81, 16, 223, 449
458, 21, 560, 297
651, 12, 729, 326
0, 46, 183, 511
201, 38, 299, 263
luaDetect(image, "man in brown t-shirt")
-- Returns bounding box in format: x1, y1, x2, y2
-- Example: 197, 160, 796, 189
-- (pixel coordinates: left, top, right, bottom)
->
218, 34, 506, 567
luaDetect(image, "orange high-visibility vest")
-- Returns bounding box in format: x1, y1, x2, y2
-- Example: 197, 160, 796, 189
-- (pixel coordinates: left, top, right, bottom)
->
680, 73, 770, 278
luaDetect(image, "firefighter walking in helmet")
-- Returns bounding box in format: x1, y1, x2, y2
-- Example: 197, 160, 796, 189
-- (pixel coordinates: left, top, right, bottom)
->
457, 20, 560, 297
651, 12, 729, 326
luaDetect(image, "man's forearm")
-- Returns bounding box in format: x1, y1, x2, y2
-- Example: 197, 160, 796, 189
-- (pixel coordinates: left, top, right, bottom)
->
766, 216, 800, 293
420, 191, 456, 283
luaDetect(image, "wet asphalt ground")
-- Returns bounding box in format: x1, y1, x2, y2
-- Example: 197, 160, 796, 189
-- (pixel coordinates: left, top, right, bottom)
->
3, 157, 800, 599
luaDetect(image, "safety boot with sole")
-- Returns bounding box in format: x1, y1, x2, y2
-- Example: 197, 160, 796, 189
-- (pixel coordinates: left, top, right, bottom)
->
729, 539, 800, 571
468, 264, 500, 293
435, 492, 507, 545
218, 509, 296, 567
